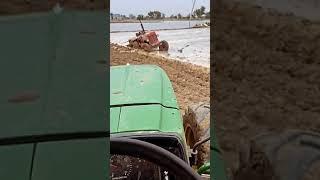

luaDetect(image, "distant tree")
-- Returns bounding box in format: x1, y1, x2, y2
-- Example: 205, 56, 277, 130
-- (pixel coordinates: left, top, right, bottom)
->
193, 10, 200, 18
200, 6, 206, 14
147, 11, 162, 19
129, 14, 136, 19
161, 13, 165, 19
194, 6, 206, 18
188, 13, 196, 19
110, 13, 114, 20
147, 11, 155, 18
170, 14, 178, 19
137, 14, 144, 20
120, 14, 128, 19
177, 13, 182, 19
154, 11, 162, 19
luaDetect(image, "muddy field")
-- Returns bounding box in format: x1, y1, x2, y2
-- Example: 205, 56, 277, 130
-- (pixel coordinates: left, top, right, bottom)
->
111, 28, 210, 67
111, 44, 210, 111
214, 0, 320, 178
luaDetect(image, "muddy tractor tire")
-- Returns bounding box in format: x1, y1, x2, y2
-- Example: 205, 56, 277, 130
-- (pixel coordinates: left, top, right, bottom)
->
233, 130, 320, 180
141, 43, 153, 52
128, 40, 139, 49
132, 41, 139, 49
159, 40, 169, 51
183, 102, 210, 167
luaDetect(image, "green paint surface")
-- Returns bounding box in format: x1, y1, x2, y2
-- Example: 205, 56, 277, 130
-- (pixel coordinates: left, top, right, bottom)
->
0, 144, 34, 180
110, 65, 185, 140
111, 105, 183, 135
211, 121, 228, 180
31, 138, 107, 180
110, 65, 178, 108
0, 10, 107, 138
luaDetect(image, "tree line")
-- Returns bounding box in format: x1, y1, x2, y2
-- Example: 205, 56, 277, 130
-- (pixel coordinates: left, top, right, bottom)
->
110, 6, 210, 20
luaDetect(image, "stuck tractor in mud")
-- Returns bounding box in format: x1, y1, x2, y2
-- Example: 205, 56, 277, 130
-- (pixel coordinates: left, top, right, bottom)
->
127, 19, 169, 52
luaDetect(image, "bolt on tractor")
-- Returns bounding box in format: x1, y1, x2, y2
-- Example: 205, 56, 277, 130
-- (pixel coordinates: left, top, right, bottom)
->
127, 19, 169, 52
110, 64, 227, 180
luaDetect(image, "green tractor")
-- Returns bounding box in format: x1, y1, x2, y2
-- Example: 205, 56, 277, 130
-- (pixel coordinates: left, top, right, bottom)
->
110, 64, 320, 180
110, 64, 228, 180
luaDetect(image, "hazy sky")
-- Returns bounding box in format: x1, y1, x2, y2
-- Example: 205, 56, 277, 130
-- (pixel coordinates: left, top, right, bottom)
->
110, 0, 210, 16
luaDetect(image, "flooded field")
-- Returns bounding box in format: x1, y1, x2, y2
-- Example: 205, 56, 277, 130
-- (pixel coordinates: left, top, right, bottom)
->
110, 20, 209, 32
110, 21, 210, 67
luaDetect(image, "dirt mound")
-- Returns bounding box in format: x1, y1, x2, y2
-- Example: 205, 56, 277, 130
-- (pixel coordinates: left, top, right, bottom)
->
214, 0, 320, 177
111, 44, 210, 112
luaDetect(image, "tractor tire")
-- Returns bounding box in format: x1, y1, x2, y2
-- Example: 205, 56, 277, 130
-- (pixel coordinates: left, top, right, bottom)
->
233, 130, 320, 180
183, 102, 210, 167
128, 40, 139, 48
159, 40, 169, 51
132, 41, 139, 49
141, 43, 152, 52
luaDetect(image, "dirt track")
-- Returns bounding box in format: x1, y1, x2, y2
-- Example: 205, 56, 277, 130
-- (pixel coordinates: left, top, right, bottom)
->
214, 1, 320, 178
111, 44, 210, 112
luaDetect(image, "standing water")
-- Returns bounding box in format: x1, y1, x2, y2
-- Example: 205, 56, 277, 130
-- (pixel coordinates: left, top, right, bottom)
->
110, 20, 210, 68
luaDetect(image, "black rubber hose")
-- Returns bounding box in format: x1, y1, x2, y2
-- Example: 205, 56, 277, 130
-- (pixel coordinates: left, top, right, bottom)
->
193, 136, 210, 152
110, 137, 202, 180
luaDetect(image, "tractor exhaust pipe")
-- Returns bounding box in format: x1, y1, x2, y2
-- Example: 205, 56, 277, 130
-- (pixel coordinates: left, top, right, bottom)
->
138, 18, 145, 33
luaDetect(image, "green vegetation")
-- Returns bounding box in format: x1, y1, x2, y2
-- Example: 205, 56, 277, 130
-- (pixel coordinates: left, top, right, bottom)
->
110, 6, 210, 21
193, 6, 207, 18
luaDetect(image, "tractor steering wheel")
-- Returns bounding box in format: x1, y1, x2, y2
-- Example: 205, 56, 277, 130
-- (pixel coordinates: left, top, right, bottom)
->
110, 137, 202, 180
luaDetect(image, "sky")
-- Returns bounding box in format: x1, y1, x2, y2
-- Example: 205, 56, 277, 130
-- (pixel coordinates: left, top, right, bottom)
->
110, 0, 210, 16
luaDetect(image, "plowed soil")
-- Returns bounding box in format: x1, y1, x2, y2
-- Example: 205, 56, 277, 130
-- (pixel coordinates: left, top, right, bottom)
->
214, 0, 320, 178
110, 44, 210, 112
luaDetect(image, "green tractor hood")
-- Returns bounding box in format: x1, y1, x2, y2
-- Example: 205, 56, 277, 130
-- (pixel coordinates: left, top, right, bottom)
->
110, 65, 184, 136
110, 65, 178, 108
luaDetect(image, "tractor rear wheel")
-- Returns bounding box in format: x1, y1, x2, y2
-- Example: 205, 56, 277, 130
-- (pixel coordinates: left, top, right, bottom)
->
141, 43, 152, 52
131, 41, 139, 49
128, 39, 138, 48
183, 102, 210, 167
159, 40, 169, 51
233, 130, 320, 180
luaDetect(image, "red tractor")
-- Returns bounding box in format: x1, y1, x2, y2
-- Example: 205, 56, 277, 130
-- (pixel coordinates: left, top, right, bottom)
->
128, 19, 169, 52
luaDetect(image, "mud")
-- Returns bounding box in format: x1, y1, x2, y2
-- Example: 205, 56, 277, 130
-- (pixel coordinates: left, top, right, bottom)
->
111, 44, 210, 112
214, 0, 320, 178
